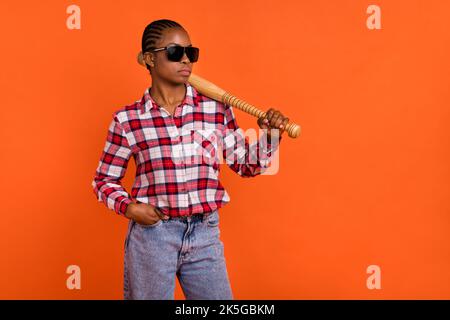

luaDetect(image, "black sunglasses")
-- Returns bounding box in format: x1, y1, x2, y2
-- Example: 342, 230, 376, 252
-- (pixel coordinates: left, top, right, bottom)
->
150, 44, 200, 62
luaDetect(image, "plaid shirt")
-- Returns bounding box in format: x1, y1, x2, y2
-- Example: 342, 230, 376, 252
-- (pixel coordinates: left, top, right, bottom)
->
91, 82, 282, 217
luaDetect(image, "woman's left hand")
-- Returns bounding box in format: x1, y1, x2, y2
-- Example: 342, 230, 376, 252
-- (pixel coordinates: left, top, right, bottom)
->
257, 107, 289, 139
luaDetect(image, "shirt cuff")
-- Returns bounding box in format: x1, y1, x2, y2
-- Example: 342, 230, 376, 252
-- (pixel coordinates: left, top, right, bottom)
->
118, 197, 133, 216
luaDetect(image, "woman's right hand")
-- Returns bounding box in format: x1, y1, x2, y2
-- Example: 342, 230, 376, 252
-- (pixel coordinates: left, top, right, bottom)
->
125, 203, 169, 226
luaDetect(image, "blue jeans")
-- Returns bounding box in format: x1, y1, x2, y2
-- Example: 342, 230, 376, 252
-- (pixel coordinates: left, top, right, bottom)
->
123, 209, 234, 300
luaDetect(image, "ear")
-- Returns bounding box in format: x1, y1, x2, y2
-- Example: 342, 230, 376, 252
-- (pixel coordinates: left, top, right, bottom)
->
145, 52, 155, 67
139, 51, 154, 68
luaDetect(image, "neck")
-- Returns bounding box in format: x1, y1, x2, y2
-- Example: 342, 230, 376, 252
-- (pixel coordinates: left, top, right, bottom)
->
149, 80, 186, 109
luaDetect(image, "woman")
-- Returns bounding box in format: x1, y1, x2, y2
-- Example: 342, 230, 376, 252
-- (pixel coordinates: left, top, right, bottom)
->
92, 19, 289, 300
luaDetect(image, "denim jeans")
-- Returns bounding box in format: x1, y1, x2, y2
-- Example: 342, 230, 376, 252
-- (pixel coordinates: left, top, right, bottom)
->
123, 209, 234, 300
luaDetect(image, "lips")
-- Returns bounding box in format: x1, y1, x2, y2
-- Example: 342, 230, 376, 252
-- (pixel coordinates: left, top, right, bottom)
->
178, 69, 191, 75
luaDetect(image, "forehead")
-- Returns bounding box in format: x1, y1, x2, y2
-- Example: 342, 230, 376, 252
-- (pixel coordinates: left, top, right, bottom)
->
158, 28, 191, 46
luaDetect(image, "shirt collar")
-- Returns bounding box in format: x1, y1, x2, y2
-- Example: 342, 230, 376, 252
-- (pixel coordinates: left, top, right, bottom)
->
140, 82, 198, 114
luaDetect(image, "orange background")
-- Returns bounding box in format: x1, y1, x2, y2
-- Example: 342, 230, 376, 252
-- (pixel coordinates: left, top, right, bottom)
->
1, 0, 449, 299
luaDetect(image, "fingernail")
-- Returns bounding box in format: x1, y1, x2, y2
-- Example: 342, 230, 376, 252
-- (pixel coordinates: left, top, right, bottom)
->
280, 125, 284, 128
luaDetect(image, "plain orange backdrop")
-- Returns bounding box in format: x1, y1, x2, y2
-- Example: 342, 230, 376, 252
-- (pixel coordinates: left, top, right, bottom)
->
0, 0, 449, 299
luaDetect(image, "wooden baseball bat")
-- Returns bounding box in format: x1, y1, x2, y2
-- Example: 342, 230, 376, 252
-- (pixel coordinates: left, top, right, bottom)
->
137, 52, 301, 138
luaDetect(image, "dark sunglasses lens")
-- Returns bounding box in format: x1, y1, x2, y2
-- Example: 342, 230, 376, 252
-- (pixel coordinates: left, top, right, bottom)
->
167, 46, 184, 61
166, 45, 199, 62
186, 47, 199, 62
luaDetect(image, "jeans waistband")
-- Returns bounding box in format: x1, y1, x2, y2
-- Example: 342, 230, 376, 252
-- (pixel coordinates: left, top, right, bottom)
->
168, 213, 205, 222
167, 210, 217, 223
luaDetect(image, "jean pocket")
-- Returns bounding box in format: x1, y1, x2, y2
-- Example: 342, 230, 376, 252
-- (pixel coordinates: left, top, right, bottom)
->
136, 218, 163, 228
124, 220, 135, 252
207, 211, 220, 227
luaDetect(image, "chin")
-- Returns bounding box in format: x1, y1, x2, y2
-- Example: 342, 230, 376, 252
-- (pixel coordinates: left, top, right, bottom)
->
166, 78, 186, 86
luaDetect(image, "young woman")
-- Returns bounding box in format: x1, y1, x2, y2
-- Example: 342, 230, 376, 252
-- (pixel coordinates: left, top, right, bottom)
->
92, 19, 289, 300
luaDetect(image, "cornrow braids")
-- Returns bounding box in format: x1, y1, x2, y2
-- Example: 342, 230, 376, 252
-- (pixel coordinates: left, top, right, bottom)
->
142, 19, 185, 71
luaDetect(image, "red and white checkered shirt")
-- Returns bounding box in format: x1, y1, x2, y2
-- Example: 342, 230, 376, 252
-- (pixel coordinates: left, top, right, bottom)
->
92, 82, 282, 217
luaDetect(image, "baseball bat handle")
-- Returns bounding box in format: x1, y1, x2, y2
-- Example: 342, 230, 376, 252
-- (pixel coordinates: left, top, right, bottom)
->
221, 91, 301, 139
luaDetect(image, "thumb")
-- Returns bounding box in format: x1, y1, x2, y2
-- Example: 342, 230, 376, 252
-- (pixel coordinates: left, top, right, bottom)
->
155, 207, 169, 220
258, 117, 269, 129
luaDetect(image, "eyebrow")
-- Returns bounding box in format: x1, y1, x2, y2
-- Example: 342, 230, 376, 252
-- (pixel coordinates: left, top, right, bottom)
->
167, 42, 192, 47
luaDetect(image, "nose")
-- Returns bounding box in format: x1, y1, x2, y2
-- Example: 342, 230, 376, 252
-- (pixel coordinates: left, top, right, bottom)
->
180, 50, 191, 64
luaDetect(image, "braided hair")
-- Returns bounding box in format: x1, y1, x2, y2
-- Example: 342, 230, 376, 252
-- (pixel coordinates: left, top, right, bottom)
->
141, 19, 185, 71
